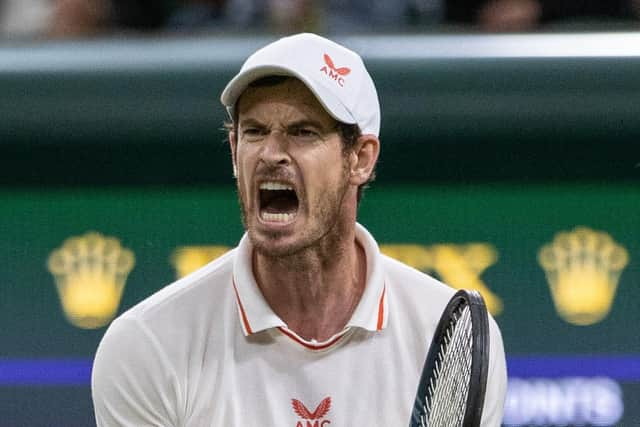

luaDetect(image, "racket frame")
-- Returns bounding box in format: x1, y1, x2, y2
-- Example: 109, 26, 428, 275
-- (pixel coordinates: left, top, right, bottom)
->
410, 289, 490, 427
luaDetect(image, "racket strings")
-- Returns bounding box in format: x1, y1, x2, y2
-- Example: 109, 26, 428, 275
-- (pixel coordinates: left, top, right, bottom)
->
419, 305, 473, 427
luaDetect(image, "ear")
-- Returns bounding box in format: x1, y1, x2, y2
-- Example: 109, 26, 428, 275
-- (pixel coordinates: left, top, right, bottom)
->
348, 134, 380, 186
229, 130, 238, 178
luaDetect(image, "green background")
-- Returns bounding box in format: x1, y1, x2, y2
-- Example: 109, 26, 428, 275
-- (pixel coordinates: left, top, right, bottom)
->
1, 184, 639, 425
2, 184, 639, 357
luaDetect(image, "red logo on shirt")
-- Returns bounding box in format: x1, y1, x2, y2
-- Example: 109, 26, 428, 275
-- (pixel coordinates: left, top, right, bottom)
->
320, 54, 350, 87
292, 396, 332, 427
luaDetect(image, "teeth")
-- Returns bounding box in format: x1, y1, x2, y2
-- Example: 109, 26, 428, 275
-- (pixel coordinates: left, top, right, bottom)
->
260, 182, 293, 191
261, 212, 295, 223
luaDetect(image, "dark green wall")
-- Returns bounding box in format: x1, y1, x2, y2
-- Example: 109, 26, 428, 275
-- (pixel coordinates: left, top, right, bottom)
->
1, 35, 639, 186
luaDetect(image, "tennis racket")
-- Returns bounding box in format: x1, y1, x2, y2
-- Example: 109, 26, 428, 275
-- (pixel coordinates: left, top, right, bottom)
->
409, 289, 490, 427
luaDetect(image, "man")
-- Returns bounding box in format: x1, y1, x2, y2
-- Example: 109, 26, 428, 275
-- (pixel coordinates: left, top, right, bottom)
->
92, 33, 507, 426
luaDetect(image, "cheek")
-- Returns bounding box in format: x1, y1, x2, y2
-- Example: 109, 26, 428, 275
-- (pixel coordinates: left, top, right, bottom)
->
301, 155, 349, 198
236, 146, 255, 175
235, 148, 255, 196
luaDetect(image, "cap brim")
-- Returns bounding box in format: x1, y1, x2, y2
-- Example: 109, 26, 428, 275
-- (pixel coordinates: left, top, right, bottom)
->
220, 65, 357, 125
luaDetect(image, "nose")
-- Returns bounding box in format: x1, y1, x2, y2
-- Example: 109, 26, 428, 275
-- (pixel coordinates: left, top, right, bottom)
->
259, 130, 291, 166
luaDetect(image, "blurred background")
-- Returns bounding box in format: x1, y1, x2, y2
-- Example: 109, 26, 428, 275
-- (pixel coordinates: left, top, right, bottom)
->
1, 1, 639, 426
3, 0, 640, 37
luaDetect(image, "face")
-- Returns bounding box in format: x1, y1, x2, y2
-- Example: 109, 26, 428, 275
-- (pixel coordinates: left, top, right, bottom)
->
231, 78, 355, 257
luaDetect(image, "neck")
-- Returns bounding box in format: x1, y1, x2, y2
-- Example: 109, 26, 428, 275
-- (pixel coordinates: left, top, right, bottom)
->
253, 223, 367, 342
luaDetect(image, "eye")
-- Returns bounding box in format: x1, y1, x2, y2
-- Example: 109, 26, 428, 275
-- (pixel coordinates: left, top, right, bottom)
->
288, 126, 320, 142
241, 126, 266, 142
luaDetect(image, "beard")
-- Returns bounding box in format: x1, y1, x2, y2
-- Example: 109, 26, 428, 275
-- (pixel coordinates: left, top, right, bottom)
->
236, 160, 352, 260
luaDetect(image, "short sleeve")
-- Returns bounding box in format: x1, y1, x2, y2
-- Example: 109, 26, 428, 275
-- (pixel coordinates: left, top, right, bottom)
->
92, 315, 181, 427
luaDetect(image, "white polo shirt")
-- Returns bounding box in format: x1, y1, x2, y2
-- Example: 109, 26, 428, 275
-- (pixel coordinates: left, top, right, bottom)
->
92, 224, 507, 426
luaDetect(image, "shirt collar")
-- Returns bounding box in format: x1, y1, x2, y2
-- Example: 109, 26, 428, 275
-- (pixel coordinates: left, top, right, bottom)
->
231, 223, 388, 336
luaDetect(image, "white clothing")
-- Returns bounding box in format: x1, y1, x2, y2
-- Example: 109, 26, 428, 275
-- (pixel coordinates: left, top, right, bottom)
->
92, 224, 507, 426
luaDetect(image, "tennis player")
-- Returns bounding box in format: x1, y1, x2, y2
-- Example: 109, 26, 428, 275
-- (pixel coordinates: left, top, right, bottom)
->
92, 33, 507, 426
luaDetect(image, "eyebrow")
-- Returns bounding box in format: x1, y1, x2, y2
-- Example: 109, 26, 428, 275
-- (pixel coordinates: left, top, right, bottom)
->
286, 119, 329, 131
238, 118, 335, 132
238, 118, 265, 128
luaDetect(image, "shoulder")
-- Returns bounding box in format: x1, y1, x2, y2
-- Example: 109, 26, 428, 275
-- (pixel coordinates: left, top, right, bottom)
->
94, 248, 237, 375
92, 311, 180, 425
382, 254, 508, 420
380, 253, 506, 358
124, 247, 236, 324
92, 249, 238, 424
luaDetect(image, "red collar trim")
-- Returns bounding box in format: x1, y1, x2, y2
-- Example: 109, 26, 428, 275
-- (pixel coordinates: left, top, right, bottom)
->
376, 284, 386, 331
277, 327, 347, 351
232, 278, 253, 335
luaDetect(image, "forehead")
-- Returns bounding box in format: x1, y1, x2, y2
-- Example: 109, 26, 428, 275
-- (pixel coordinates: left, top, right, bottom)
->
236, 78, 336, 126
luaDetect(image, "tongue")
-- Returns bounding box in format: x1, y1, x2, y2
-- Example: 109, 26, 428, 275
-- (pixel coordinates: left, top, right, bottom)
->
263, 194, 297, 214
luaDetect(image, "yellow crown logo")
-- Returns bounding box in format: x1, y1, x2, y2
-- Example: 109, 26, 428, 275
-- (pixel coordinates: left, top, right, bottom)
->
47, 232, 135, 329
170, 246, 231, 278
538, 227, 629, 326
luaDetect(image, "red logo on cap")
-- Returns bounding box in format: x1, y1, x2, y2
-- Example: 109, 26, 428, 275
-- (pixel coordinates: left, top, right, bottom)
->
320, 54, 350, 87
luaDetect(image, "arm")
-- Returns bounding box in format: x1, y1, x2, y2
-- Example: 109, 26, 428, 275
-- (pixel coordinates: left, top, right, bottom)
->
92, 315, 181, 427
480, 316, 508, 427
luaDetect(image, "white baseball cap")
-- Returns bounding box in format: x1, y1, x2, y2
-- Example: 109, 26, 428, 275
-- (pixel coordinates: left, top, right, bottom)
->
220, 33, 380, 137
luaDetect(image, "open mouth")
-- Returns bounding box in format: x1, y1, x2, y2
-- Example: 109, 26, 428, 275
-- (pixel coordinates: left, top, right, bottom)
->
258, 182, 299, 224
